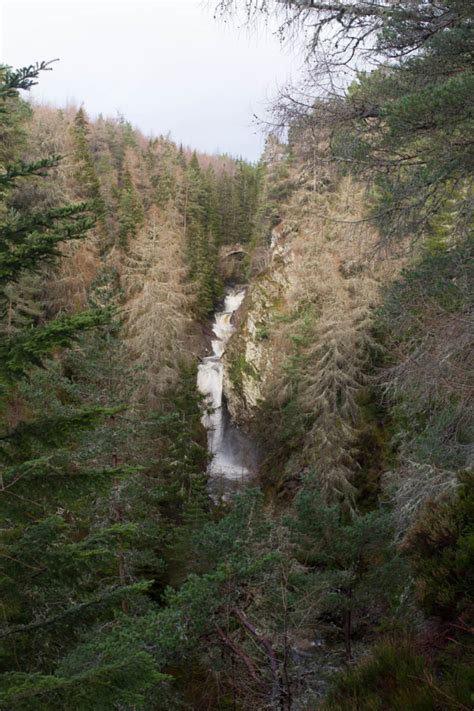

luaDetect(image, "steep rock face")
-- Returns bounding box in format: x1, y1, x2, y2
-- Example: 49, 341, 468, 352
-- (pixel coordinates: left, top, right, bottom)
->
222, 221, 294, 422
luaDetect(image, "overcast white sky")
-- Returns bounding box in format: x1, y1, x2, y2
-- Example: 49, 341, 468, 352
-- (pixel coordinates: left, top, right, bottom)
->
1, 0, 302, 160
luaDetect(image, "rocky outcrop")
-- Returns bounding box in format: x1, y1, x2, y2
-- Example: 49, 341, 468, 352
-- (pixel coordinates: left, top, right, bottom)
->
222, 223, 295, 422
218, 243, 248, 283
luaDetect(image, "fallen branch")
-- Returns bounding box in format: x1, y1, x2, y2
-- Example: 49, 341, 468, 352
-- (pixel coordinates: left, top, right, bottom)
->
232, 607, 288, 709
215, 624, 266, 690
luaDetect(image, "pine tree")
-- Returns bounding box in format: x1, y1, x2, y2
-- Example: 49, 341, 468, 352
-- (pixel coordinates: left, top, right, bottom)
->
227, 0, 473, 245
71, 107, 108, 240
288, 482, 403, 660
182, 152, 222, 316
149, 139, 178, 209
0, 64, 154, 705
117, 168, 144, 247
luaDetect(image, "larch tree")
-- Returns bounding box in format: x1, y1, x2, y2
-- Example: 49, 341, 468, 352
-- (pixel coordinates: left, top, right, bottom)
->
123, 204, 195, 402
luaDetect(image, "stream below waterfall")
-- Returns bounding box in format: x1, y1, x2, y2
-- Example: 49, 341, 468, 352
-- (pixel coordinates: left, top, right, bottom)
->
197, 287, 254, 498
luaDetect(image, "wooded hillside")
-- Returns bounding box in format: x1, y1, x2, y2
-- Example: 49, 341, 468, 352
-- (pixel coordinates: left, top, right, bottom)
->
0, 0, 473, 704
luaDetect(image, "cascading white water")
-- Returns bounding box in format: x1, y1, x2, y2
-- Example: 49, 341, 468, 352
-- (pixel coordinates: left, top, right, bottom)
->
197, 288, 251, 491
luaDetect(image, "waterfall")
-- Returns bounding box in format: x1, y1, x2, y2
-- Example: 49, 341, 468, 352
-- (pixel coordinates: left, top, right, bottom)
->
197, 287, 252, 495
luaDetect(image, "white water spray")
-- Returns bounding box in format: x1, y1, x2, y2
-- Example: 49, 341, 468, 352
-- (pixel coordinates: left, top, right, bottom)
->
197, 288, 251, 488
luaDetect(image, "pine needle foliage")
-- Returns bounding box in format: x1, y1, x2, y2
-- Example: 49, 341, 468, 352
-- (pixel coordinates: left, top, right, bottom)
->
0, 64, 154, 703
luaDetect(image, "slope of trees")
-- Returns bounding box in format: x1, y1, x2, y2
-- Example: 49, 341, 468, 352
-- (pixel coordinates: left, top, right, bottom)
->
216, 1, 473, 706
26, 101, 260, 313
0, 64, 258, 708
0, 63, 152, 705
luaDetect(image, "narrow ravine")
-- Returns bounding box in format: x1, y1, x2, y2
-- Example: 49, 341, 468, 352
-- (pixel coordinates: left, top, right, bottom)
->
197, 287, 254, 498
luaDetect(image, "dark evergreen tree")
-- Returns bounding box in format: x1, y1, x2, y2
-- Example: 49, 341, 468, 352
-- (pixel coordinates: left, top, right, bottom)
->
117, 168, 144, 247
71, 107, 108, 239
0, 65, 155, 707
287, 481, 404, 660
182, 152, 222, 315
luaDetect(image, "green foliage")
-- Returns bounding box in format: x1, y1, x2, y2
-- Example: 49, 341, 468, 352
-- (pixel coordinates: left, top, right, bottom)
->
71, 108, 105, 213
245, 148, 294, 276
330, 1, 474, 242
117, 168, 144, 246
34, 489, 278, 709
0, 65, 155, 705
0, 276, 43, 335
182, 152, 223, 315
0, 405, 121, 463
227, 351, 258, 397
322, 640, 434, 711
322, 637, 474, 711
379, 237, 473, 472
287, 481, 404, 657
0, 652, 170, 710
404, 472, 474, 620
0, 156, 60, 192
152, 149, 177, 208
0, 202, 96, 291
0, 308, 111, 384
0, 63, 50, 171
0, 61, 55, 99
214, 159, 262, 245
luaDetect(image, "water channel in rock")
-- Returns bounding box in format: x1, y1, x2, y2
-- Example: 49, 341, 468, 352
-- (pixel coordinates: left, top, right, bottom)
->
197, 287, 255, 498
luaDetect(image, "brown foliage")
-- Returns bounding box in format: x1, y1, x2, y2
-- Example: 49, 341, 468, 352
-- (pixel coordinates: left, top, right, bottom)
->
242, 159, 402, 499
122, 205, 197, 403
